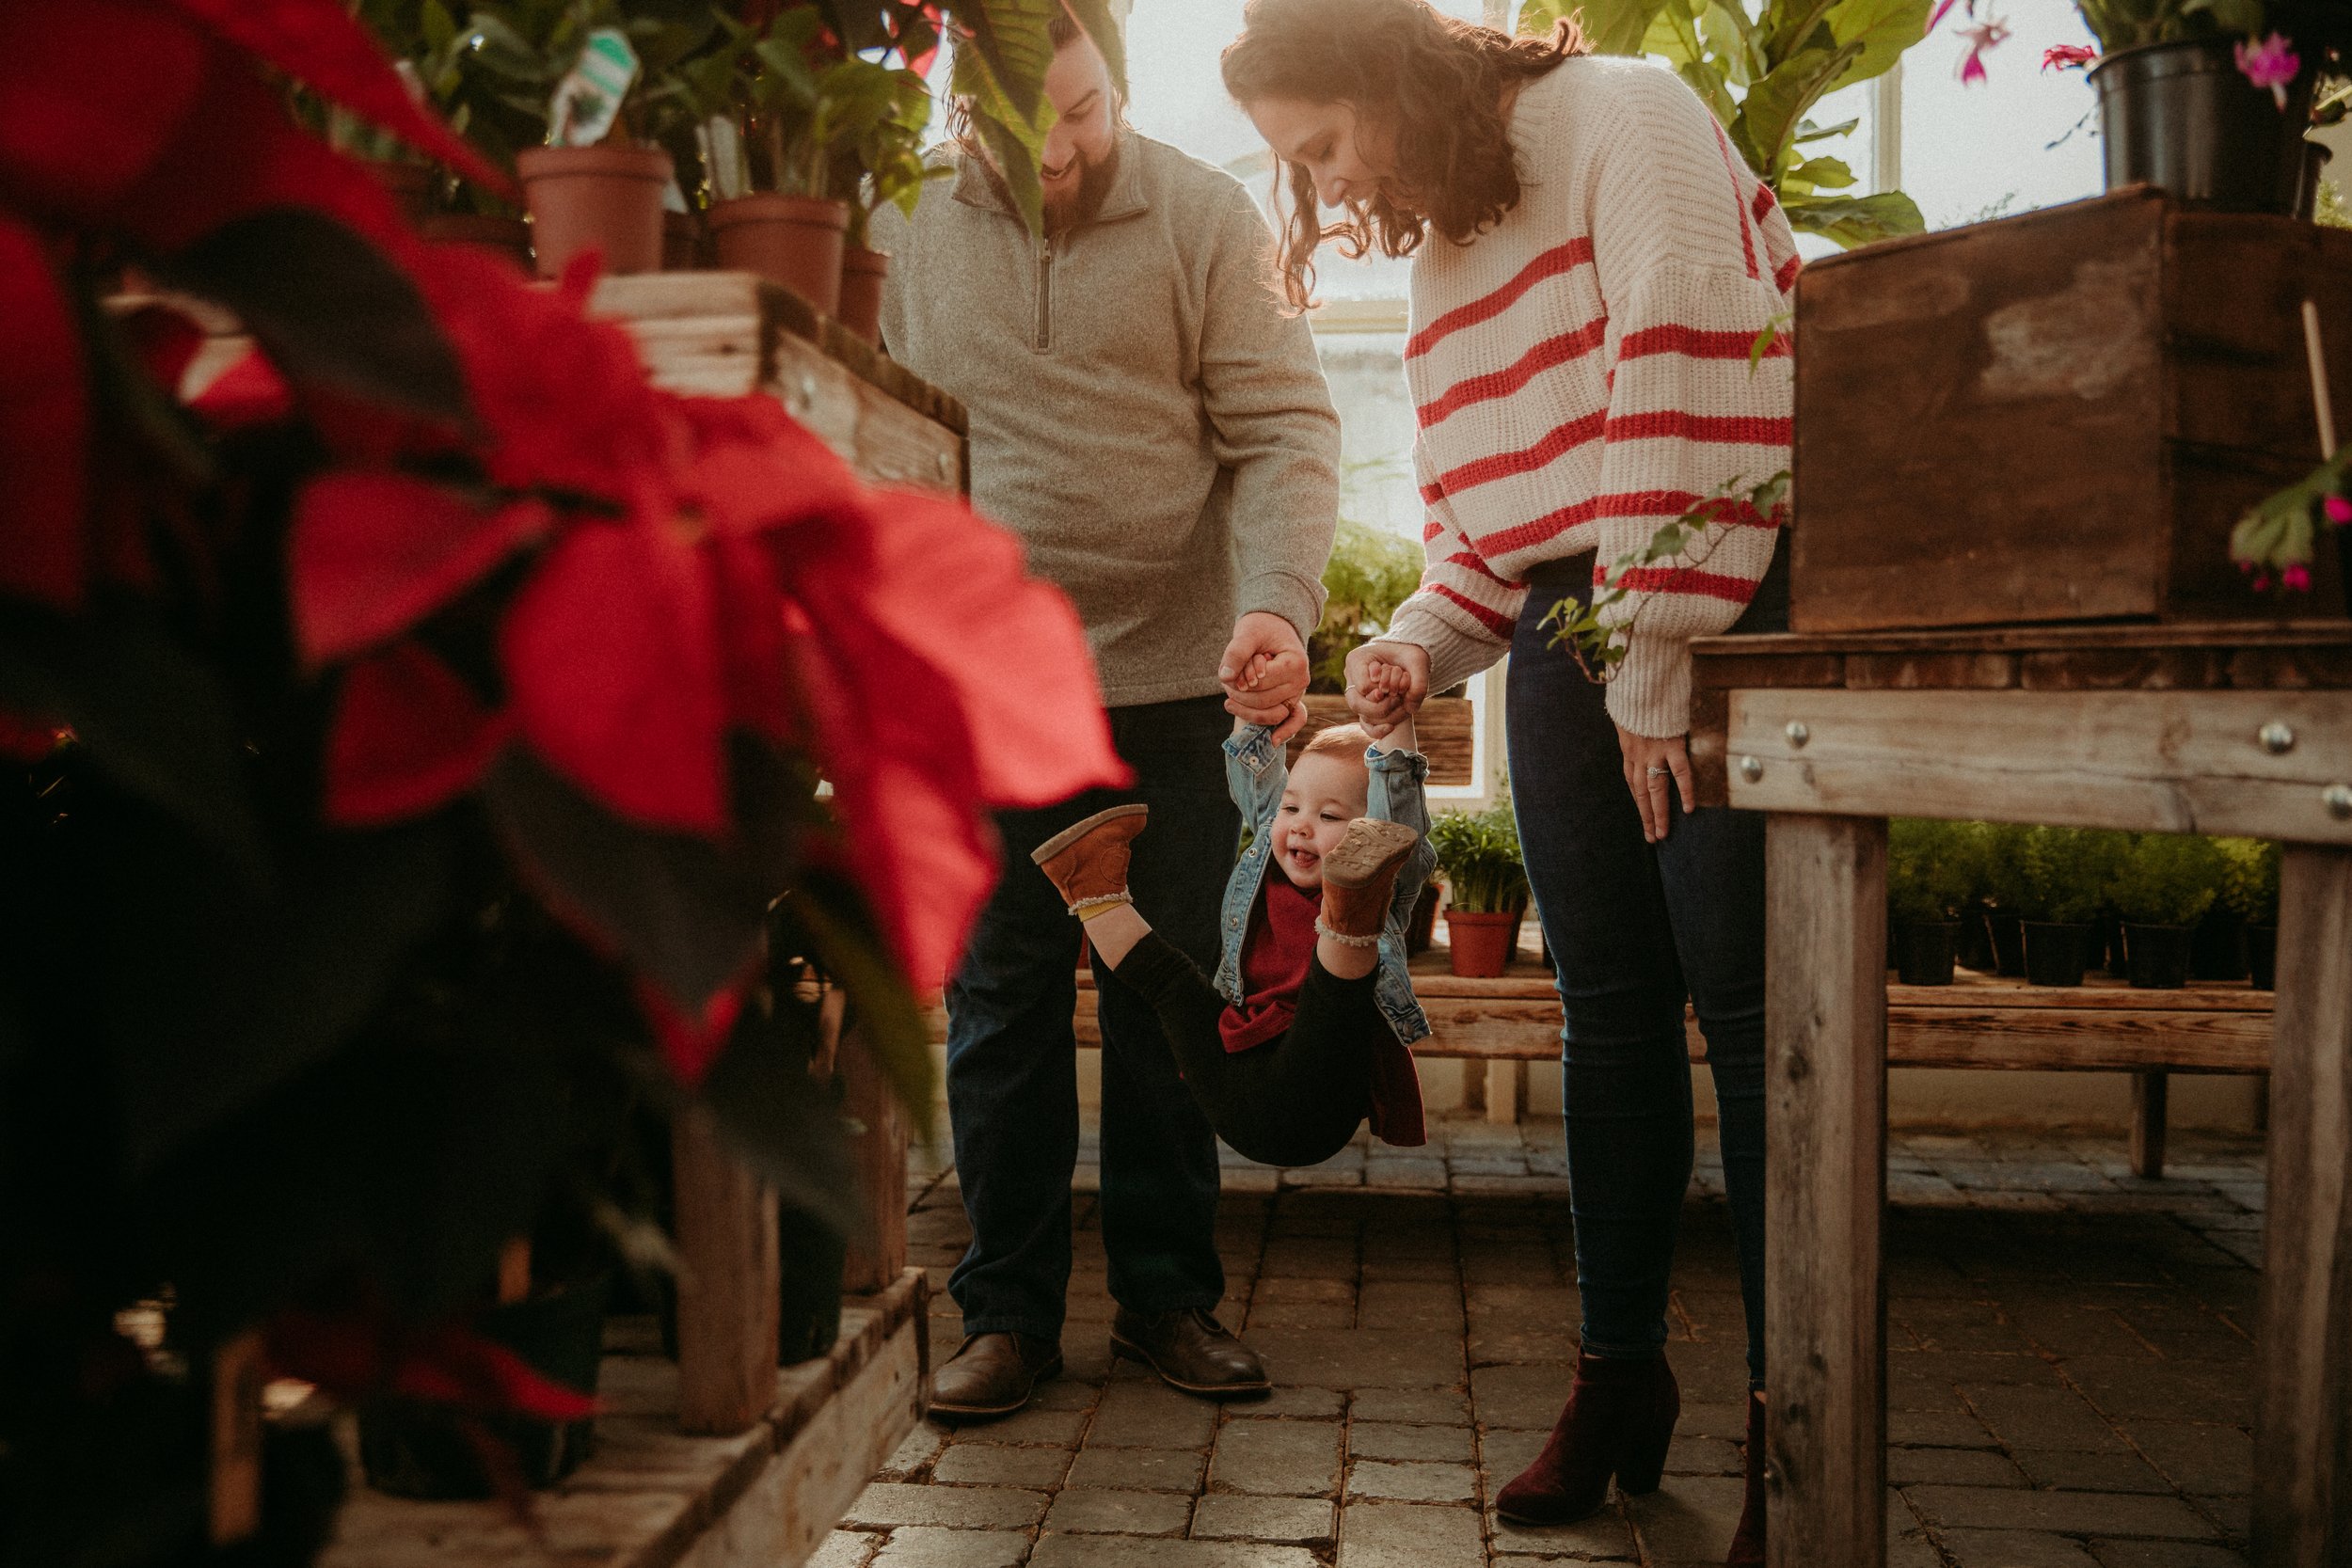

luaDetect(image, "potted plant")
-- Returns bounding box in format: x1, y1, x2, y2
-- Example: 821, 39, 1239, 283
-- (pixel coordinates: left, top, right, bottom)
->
2014, 827, 2127, 988
824, 52, 939, 341
2109, 832, 2227, 988
1889, 818, 1965, 987
1428, 802, 1531, 978
1940, 0, 2352, 214
1977, 821, 2034, 978
2221, 837, 2284, 989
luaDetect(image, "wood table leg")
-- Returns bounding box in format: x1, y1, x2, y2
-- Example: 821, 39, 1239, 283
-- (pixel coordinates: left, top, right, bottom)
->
2130, 1071, 2169, 1180
841, 1024, 910, 1295
1765, 814, 1889, 1568
674, 1105, 781, 1435
1485, 1060, 1527, 1127
2252, 845, 2352, 1566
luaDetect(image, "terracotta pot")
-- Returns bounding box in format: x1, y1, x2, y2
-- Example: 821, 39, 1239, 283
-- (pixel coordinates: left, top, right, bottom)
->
837, 245, 890, 343
417, 212, 532, 270
516, 144, 669, 280
1445, 909, 1521, 979
662, 209, 704, 271
708, 194, 848, 315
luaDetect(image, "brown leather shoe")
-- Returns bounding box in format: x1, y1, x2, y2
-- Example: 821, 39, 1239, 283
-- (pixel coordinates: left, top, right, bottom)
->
1030, 804, 1148, 913
1110, 1307, 1270, 1400
1319, 817, 1421, 939
928, 1332, 1062, 1423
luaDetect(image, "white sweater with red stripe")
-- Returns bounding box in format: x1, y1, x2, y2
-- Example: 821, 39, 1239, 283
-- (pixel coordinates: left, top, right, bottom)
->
1377, 55, 1799, 739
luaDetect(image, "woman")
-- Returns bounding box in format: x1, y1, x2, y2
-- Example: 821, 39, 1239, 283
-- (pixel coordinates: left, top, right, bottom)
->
1222, 4, 1797, 1562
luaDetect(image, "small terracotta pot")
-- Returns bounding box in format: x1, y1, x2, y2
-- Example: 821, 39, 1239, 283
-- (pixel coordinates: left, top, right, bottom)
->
837, 245, 890, 343
708, 194, 848, 315
1444, 909, 1521, 980
516, 144, 670, 280
417, 213, 533, 271
662, 209, 704, 272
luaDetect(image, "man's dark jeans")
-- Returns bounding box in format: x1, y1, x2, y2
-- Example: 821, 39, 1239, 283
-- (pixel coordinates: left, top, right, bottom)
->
945, 694, 1234, 1343
1509, 552, 1788, 1386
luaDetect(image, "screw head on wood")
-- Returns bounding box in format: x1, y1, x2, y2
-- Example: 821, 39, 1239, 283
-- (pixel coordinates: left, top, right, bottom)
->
935, 450, 957, 481
1739, 755, 1765, 784
1785, 721, 1810, 749
795, 372, 818, 407
2260, 721, 2297, 755
2328, 784, 2352, 821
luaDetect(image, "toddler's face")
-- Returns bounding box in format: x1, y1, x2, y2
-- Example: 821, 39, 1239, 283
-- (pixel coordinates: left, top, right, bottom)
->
1273, 752, 1369, 891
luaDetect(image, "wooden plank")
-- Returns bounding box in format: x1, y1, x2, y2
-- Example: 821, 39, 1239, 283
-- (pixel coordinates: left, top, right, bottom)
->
839, 1025, 908, 1295
1722, 689, 2352, 844
673, 1107, 781, 1436
208, 1327, 266, 1546
1846, 652, 2016, 690
1294, 694, 1474, 788
1765, 814, 1888, 1568
2251, 847, 2352, 1567
1694, 621, 2352, 665
2019, 647, 2231, 691
2131, 1071, 2169, 1180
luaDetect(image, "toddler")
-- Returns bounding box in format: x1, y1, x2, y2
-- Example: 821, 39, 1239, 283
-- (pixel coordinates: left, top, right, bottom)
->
1031, 664, 1435, 1165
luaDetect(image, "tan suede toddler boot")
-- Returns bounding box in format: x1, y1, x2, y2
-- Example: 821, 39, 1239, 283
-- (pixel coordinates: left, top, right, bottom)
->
1316, 817, 1422, 944
1030, 803, 1149, 914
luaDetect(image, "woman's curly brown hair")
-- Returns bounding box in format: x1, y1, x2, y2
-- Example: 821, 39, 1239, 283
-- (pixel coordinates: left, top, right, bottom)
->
1221, 0, 1587, 309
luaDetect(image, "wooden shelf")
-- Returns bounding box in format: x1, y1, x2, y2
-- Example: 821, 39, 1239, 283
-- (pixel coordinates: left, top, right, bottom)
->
320, 1270, 927, 1568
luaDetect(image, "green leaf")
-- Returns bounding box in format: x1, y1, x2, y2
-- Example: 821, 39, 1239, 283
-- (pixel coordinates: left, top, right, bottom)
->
776, 869, 937, 1139
1794, 114, 1862, 142
1820, 0, 1934, 92
148, 210, 471, 429
1782, 186, 1926, 246
1521, 0, 1674, 53
1736, 38, 1862, 179
1782, 153, 1857, 193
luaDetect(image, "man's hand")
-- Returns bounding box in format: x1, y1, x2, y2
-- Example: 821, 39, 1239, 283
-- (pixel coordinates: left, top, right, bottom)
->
1343, 641, 1428, 738
1219, 611, 1310, 724
1617, 725, 1695, 845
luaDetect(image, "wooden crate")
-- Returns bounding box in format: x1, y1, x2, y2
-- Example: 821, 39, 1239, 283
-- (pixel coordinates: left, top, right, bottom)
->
1790, 187, 2352, 633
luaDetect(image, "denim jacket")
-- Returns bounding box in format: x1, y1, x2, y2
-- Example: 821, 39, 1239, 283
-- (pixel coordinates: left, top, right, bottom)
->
1214, 726, 1438, 1047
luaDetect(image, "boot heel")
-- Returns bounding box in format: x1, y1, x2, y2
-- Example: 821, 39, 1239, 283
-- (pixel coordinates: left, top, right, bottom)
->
1613, 1420, 1673, 1495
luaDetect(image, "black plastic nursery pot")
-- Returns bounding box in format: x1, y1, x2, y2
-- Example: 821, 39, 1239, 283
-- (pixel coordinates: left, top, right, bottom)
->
2189, 911, 2249, 982
1955, 910, 1996, 973
2095, 915, 2127, 977
2023, 922, 2094, 988
2123, 923, 2196, 990
2090, 40, 2318, 214
1893, 920, 1960, 987
2248, 923, 2279, 990
358, 1274, 609, 1498
1986, 912, 2027, 978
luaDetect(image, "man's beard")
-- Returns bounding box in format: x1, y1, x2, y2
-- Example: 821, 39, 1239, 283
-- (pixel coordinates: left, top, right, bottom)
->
1042, 141, 1120, 235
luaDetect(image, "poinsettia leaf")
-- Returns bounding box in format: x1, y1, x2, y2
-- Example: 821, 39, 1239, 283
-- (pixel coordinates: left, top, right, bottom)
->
483, 739, 805, 1019
149, 208, 472, 428
775, 868, 936, 1134
0, 601, 267, 876
0, 217, 90, 609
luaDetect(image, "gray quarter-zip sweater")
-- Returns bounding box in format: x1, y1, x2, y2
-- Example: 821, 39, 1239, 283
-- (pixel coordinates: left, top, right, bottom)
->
870, 133, 1341, 707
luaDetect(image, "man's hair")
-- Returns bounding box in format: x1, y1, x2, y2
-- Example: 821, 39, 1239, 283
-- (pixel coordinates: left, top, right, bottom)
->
947, 9, 1127, 153
1220, 0, 1589, 309
1299, 721, 1375, 766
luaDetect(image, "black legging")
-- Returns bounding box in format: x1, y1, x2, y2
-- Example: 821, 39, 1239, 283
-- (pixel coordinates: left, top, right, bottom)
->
1111, 933, 1392, 1167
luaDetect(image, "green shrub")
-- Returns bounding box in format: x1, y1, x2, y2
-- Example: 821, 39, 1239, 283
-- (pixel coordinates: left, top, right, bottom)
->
1888, 818, 1970, 926
2218, 838, 2283, 926
1309, 519, 1423, 691
1429, 800, 1530, 914
2108, 833, 2226, 928
2014, 827, 2129, 926
1976, 820, 2036, 914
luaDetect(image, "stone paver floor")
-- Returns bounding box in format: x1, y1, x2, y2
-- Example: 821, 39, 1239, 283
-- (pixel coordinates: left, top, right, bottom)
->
820, 1119, 2269, 1568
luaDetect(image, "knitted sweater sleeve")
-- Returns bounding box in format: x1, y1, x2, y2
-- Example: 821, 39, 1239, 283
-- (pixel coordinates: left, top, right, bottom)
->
1377, 442, 1521, 694
1585, 75, 1796, 738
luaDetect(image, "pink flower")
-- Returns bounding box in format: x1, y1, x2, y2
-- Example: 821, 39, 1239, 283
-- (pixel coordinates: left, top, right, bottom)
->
2253, 572, 2274, 593
2284, 562, 2313, 593
2043, 44, 2098, 71
2236, 32, 2300, 109
1959, 16, 2011, 87
2325, 494, 2352, 526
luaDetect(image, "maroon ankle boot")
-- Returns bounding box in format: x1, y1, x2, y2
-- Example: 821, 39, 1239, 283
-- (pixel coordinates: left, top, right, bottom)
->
1493, 1351, 1679, 1526
1726, 1389, 1765, 1566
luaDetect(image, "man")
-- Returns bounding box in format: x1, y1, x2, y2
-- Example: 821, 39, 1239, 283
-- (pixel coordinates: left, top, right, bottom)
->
871, 14, 1341, 1419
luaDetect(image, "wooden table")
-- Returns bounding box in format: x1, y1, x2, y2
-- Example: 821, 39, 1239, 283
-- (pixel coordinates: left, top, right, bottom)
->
1687, 620, 2352, 1568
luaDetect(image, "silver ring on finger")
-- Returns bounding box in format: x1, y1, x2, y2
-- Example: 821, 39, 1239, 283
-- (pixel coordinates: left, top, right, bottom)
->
1646, 765, 1671, 778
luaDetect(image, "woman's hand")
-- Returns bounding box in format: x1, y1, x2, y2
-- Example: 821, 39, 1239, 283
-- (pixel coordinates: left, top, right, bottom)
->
1617, 725, 1694, 845
1343, 641, 1428, 738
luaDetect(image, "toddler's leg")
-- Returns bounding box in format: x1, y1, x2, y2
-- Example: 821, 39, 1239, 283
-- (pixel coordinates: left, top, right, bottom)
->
1031, 803, 1152, 966
1315, 817, 1422, 978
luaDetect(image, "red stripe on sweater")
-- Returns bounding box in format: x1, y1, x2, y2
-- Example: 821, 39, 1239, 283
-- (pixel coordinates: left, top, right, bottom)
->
1604, 564, 1759, 605
1604, 411, 1792, 447
1433, 582, 1517, 638
1620, 324, 1788, 361
1712, 123, 1760, 281
1480, 489, 1702, 557
1422, 517, 1447, 543
1405, 237, 1595, 360
1445, 549, 1512, 584
1435, 409, 1607, 495
1774, 253, 1802, 295
1752, 183, 1777, 223
1420, 481, 1445, 506
1417, 316, 1609, 428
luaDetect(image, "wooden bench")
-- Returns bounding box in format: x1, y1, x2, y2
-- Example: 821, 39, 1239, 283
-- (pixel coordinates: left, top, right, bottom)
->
922, 933, 2274, 1178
